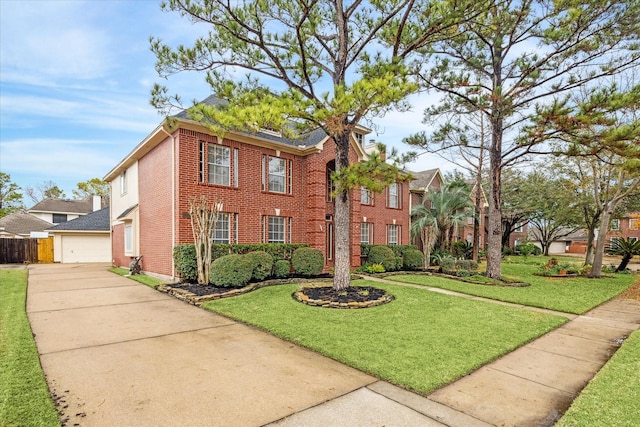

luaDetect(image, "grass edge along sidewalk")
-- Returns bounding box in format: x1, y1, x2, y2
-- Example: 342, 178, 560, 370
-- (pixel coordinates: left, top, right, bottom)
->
0, 269, 60, 427
556, 328, 640, 427
387, 260, 637, 315
203, 280, 568, 395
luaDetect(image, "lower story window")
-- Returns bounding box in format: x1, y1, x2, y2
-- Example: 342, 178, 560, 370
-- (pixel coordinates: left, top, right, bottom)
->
264, 216, 291, 243
387, 224, 400, 245
124, 223, 133, 254
212, 213, 230, 244
361, 222, 372, 244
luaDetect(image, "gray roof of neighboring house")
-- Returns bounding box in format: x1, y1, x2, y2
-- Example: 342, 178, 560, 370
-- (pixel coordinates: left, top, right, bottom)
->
409, 169, 441, 191
47, 207, 110, 232
28, 197, 94, 214
175, 95, 328, 148
0, 211, 54, 236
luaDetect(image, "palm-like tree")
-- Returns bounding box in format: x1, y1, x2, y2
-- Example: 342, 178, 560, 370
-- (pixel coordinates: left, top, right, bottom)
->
411, 182, 473, 266
607, 238, 640, 272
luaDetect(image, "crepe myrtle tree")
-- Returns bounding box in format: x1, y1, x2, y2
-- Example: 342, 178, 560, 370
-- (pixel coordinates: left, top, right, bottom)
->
404, 0, 640, 279
189, 196, 222, 285
150, 0, 477, 290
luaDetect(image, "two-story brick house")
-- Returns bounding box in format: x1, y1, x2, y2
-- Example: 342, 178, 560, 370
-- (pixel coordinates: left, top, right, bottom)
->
607, 212, 640, 243
104, 96, 410, 279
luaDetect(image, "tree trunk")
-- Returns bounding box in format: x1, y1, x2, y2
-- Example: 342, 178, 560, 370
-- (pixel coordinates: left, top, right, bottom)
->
616, 256, 631, 272
333, 133, 352, 291
590, 208, 612, 278
485, 116, 503, 279
472, 171, 482, 262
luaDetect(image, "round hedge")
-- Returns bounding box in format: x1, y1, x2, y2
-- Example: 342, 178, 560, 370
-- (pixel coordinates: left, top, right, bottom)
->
274, 259, 291, 278
402, 249, 424, 270
367, 246, 396, 272
211, 254, 253, 287
244, 251, 274, 281
291, 247, 325, 277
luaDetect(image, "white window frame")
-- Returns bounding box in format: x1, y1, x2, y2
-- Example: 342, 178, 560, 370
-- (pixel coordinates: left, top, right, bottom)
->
611, 219, 620, 230
124, 222, 133, 255
207, 145, 230, 186
361, 222, 371, 244
212, 213, 231, 244
267, 216, 287, 243
269, 156, 286, 193
120, 170, 127, 195
361, 187, 373, 205
387, 224, 399, 245
388, 183, 399, 209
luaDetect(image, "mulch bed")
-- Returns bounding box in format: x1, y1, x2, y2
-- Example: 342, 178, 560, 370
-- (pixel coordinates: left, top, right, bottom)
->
293, 286, 394, 308
169, 283, 239, 297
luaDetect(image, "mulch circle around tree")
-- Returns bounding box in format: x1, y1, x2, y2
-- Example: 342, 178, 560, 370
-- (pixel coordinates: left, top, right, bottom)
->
293, 285, 394, 308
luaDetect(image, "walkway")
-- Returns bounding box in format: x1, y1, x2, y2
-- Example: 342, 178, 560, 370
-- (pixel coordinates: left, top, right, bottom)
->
25, 264, 640, 426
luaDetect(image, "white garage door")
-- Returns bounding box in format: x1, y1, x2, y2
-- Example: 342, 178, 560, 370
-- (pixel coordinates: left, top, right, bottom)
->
61, 235, 111, 263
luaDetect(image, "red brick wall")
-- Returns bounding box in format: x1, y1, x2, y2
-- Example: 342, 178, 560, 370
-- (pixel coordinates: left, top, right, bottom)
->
133, 127, 413, 277
138, 136, 175, 276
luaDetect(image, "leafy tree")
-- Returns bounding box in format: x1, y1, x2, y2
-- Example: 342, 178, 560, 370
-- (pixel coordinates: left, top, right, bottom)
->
24, 180, 65, 204
73, 178, 109, 201
607, 238, 640, 272
0, 172, 24, 218
150, 0, 474, 290
405, 0, 640, 279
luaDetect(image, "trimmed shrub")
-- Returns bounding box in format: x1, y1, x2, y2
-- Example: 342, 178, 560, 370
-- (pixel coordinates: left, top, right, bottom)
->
211, 243, 308, 261
274, 259, 291, 278
173, 244, 198, 282
244, 251, 274, 281
403, 249, 424, 270
394, 257, 403, 271
210, 254, 253, 287
367, 245, 396, 272
361, 244, 419, 259
441, 258, 479, 276
440, 257, 456, 275
291, 247, 325, 276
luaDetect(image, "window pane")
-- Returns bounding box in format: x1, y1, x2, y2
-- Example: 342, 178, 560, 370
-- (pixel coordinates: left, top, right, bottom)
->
361, 187, 370, 205
388, 224, 398, 245
124, 223, 132, 253
361, 223, 369, 244
208, 145, 230, 186
268, 217, 286, 243
212, 213, 230, 244
389, 183, 398, 208
269, 157, 286, 193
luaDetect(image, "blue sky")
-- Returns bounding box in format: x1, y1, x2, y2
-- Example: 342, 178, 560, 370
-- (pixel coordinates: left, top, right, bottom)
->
0, 0, 447, 204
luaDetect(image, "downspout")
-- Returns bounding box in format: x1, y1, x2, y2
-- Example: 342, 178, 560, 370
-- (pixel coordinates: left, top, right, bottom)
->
159, 124, 177, 281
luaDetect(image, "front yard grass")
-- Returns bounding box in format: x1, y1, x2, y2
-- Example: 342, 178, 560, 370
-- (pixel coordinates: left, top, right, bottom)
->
109, 267, 166, 288
556, 329, 640, 427
0, 269, 60, 427
388, 260, 637, 314
203, 280, 567, 395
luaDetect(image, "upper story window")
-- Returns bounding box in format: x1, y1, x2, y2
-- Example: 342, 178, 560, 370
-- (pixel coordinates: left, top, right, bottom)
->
629, 218, 639, 231
361, 187, 373, 205
120, 170, 127, 195
514, 222, 524, 233
611, 219, 620, 231
262, 155, 292, 194
200, 142, 237, 187
52, 213, 68, 223
354, 132, 364, 145
387, 183, 400, 209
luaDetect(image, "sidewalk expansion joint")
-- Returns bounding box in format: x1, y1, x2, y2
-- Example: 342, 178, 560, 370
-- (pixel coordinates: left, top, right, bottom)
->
486, 365, 582, 396
28, 283, 139, 294
27, 297, 172, 313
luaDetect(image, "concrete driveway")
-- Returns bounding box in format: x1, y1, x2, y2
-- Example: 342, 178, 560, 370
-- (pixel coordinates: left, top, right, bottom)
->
27, 263, 472, 427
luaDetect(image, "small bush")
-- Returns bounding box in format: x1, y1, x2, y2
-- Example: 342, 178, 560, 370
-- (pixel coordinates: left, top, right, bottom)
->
515, 242, 542, 256
291, 247, 325, 276
274, 259, 291, 278
244, 251, 274, 281
367, 246, 396, 272
211, 254, 253, 287
440, 258, 456, 275
362, 263, 385, 274
173, 244, 198, 282
452, 241, 473, 259
394, 256, 404, 271
403, 249, 424, 270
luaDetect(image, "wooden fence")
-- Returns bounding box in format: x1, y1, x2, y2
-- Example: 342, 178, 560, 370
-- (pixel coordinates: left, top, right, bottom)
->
0, 237, 54, 264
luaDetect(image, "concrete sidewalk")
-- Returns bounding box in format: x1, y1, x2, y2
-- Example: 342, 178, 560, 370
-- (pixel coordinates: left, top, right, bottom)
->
26, 264, 640, 426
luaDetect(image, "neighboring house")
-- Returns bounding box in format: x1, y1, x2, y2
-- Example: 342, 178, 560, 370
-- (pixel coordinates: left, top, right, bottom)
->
455, 179, 489, 250
408, 168, 444, 209
530, 228, 589, 255
28, 196, 103, 224
607, 212, 640, 242
104, 96, 410, 280
46, 207, 111, 263
0, 211, 53, 239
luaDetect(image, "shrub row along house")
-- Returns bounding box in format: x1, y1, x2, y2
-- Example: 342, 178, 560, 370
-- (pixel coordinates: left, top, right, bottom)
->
105, 96, 410, 280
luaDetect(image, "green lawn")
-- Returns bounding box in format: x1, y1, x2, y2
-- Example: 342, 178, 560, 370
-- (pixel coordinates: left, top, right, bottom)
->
557, 329, 640, 427
0, 269, 60, 427
109, 267, 166, 288
388, 260, 637, 314
203, 280, 567, 394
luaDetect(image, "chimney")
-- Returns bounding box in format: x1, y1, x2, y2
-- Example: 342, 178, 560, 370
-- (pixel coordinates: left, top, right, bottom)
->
92, 195, 101, 212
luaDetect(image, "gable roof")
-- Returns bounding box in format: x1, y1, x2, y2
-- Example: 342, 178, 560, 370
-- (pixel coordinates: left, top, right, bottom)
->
47, 207, 110, 232
28, 197, 94, 214
0, 211, 54, 236
409, 169, 443, 192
